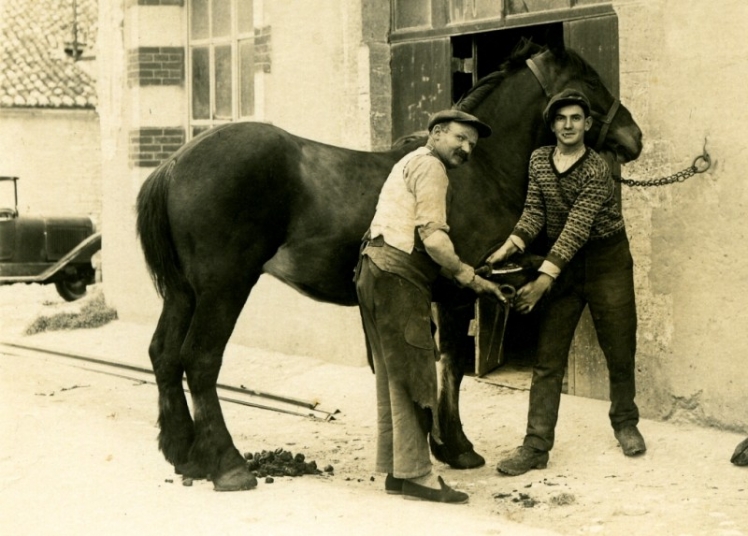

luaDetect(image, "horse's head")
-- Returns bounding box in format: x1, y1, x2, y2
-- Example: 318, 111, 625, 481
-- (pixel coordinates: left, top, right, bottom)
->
527, 45, 643, 163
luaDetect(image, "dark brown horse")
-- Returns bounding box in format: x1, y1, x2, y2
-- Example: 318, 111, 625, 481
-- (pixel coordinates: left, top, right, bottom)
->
136, 41, 643, 490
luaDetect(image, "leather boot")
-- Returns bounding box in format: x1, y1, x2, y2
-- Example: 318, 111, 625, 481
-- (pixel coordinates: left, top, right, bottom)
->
496, 446, 549, 476
615, 425, 646, 456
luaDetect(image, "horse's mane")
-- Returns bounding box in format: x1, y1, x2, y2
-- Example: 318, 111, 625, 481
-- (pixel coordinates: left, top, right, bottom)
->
454, 39, 540, 113
454, 38, 604, 114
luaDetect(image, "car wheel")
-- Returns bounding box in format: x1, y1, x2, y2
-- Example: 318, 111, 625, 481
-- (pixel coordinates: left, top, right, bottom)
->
55, 279, 88, 301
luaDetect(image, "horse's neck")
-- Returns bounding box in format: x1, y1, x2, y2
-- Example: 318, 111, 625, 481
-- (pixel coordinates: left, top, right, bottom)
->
470, 69, 549, 180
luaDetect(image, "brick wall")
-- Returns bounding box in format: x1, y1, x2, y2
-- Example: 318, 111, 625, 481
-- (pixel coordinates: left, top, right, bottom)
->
255, 26, 272, 73
128, 127, 185, 168
134, 0, 183, 5
127, 47, 184, 87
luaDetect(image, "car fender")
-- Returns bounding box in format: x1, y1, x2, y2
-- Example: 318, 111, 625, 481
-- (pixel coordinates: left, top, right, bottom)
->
0, 232, 101, 284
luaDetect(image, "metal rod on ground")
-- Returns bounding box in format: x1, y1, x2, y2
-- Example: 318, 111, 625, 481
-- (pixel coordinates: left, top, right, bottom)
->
74, 365, 335, 420
0, 341, 335, 414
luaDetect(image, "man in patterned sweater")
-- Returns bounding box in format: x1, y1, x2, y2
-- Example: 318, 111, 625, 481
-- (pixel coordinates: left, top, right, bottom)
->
488, 88, 646, 476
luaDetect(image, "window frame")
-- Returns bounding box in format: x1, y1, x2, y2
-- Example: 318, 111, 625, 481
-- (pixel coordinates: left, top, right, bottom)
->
186, 0, 255, 139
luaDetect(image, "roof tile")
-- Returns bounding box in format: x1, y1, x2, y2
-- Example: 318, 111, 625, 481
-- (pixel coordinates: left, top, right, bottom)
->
0, 0, 98, 109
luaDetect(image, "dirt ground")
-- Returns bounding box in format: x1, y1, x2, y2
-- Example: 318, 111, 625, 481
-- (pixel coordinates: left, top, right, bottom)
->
1, 284, 747, 536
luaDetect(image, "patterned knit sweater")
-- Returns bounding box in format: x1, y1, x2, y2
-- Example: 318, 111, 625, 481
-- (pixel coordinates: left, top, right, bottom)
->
513, 146, 625, 270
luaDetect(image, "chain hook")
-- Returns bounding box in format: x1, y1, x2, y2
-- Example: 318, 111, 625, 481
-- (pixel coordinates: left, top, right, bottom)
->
692, 137, 711, 173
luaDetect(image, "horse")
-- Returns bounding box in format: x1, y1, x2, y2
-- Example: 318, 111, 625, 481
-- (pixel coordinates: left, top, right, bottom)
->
136, 40, 643, 491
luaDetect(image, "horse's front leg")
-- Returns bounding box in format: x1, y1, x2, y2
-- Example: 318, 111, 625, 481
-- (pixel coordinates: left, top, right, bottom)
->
181, 284, 258, 491
430, 302, 486, 469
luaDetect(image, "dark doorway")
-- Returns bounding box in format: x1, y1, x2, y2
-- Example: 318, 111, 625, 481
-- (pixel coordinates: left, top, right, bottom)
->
451, 23, 563, 104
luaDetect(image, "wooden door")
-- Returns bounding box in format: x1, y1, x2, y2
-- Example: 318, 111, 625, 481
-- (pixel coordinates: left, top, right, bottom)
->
564, 14, 620, 400
391, 39, 452, 140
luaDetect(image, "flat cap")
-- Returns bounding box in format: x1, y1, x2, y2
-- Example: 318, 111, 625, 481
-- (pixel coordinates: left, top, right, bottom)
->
543, 88, 591, 124
427, 109, 492, 138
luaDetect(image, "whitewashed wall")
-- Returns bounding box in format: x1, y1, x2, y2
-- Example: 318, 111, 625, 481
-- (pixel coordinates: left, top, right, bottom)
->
0, 108, 101, 222
614, 0, 748, 430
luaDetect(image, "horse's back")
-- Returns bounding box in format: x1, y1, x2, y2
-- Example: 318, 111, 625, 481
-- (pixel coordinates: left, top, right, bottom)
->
157, 121, 403, 305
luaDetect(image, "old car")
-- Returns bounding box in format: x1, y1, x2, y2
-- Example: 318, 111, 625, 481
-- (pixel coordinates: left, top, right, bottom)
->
0, 176, 101, 301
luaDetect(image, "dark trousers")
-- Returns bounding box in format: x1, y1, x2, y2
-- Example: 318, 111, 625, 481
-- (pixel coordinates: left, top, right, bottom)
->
356, 256, 437, 478
523, 234, 640, 452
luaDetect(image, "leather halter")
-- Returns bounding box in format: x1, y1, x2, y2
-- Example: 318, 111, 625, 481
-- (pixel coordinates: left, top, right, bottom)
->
526, 57, 621, 152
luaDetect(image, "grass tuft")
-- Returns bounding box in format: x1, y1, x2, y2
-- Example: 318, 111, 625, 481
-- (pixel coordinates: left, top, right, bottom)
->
25, 291, 118, 335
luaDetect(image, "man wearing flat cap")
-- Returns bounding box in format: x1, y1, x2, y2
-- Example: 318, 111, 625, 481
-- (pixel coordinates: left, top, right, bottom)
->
355, 109, 504, 504
489, 88, 646, 476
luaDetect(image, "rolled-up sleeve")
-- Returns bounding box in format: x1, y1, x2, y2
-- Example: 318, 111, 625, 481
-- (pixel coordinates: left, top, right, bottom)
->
405, 155, 451, 241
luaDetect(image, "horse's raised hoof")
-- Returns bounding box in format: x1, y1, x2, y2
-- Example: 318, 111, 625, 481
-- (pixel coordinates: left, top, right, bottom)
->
175, 461, 208, 480
212, 465, 258, 492
430, 437, 486, 470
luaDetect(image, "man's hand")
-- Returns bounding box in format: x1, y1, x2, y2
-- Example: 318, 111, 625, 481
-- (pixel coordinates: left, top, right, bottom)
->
467, 275, 509, 304
486, 239, 518, 266
514, 273, 554, 314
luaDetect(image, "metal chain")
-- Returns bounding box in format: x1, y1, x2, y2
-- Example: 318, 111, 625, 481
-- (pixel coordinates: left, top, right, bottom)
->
613, 142, 712, 188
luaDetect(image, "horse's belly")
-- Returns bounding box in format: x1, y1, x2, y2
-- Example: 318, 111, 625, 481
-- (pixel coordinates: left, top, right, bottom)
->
263, 245, 359, 306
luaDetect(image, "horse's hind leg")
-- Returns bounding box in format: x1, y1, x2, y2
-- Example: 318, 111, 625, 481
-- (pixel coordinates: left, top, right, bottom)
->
148, 289, 200, 476
180, 274, 259, 491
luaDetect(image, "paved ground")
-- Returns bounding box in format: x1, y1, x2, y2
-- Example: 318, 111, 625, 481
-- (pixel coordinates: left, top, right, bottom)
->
1, 284, 747, 535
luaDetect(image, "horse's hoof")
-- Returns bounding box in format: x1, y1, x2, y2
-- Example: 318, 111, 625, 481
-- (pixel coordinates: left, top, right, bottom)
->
430, 438, 486, 469
175, 461, 208, 480
449, 450, 486, 469
731, 437, 748, 466
213, 465, 258, 492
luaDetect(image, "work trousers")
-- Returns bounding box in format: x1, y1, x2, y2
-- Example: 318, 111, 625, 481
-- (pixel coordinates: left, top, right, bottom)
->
523, 233, 640, 452
356, 256, 436, 479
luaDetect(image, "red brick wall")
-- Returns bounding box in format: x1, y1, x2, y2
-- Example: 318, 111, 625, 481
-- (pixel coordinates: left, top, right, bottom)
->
127, 47, 184, 87
128, 128, 185, 168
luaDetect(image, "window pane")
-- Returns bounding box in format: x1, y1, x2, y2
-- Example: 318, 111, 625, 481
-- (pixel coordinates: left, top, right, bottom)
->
239, 39, 254, 117
191, 47, 210, 120
190, 0, 209, 39
214, 45, 233, 119
212, 0, 231, 37
238, 0, 253, 34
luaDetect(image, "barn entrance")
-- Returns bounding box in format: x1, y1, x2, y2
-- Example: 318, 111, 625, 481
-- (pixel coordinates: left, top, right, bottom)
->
390, 1, 621, 399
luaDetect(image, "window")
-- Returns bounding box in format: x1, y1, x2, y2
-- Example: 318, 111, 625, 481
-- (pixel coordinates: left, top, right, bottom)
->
188, 0, 254, 138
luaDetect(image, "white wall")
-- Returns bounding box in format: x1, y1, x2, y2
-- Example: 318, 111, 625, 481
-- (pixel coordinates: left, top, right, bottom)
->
614, 0, 748, 430
0, 108, 101, 222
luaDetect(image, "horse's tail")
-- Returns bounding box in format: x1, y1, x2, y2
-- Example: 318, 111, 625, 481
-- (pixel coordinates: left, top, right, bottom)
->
136, 160, 184, 299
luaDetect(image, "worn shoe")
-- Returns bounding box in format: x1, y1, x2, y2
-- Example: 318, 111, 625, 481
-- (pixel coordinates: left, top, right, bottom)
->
496, 446, 549, 476
615, 425, 647, 456
402, 476, 469, 504
384, 473, 404, 494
